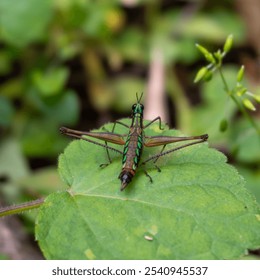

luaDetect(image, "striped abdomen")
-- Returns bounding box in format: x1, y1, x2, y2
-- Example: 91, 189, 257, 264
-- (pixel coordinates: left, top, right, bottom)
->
119, 128, 143, 190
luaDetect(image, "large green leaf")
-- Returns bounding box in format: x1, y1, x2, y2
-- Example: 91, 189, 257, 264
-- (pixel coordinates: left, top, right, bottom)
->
0, 0, 53, 47
36, 120, 260, 259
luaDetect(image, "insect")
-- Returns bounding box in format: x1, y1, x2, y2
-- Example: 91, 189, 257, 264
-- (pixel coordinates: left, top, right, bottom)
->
60, 93, 208, 191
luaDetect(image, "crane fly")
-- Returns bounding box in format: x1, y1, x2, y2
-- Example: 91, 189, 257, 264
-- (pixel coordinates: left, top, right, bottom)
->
60, 93, 208, 191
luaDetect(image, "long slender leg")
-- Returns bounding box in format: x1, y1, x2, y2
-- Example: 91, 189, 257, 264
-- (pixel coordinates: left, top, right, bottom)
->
142, 137, 208, 165
102, 120, 130, 132
99, 141, 113, 167
141, 133, 208, 181
153, 144, 166, 164
142, 145, 166, 175
141, 144, 166, 184
60, 127, 124, 155
100, 120, 130, 165
111, 120, 130, 133
151, 144, 167, 172
144, 134, 208, 147
99, 120, 129, 165
101, 120, 129, 132
140, 139, 206, 184
143, 116, 163, 130
144, 170, 153, 183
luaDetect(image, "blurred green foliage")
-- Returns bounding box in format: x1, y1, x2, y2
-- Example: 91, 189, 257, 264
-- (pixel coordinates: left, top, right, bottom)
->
0, 0, 260, 258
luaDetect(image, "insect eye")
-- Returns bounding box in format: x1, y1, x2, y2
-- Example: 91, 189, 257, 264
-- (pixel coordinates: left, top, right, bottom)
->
140, 104, 144, 110
132, 104, 137, 110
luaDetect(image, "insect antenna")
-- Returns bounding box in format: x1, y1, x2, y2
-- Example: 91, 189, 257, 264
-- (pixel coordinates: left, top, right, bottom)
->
136, 92, 143, 103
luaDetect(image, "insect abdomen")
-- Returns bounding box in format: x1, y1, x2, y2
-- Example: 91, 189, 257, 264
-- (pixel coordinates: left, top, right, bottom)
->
119, 131, 143, 190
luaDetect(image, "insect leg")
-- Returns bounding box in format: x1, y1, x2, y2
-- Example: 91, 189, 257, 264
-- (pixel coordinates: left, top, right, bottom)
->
143, 116, 163, 130
60, 127, 124, 155
100, 120, 129, 165
142, 135, 208, 165
153, 144, 166, 164
140, 146, 166, 181
144, 134, 208, 147
111, 120, 130, 133
144, 170, 153, 183
101, 120, 130, 133
140, 145, 166, 184
99, 141, 113, 167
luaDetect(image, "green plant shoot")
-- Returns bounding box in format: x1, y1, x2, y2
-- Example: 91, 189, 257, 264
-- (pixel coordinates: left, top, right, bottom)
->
194, 34, 260, 135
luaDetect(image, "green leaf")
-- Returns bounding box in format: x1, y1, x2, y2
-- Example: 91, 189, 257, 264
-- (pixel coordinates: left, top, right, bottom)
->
182, 10, 245, 43
36, 120, 260, 259
114, 28, 146, 62
81, 3, 119, 38
32, 67, 69, 96
0, 0, 53, 47
21, 118, 69, 157
26, 89, 79, 125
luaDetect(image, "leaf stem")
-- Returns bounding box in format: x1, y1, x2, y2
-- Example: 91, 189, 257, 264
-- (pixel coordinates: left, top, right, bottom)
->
0, 198, 44, 217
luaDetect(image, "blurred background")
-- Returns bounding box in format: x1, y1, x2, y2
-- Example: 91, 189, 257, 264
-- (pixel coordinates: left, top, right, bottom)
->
0, 0, 260, 259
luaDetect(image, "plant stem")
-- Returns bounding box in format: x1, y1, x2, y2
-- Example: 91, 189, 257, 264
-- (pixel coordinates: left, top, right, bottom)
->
0, 198, 44, 217
218, 68, 260, 135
